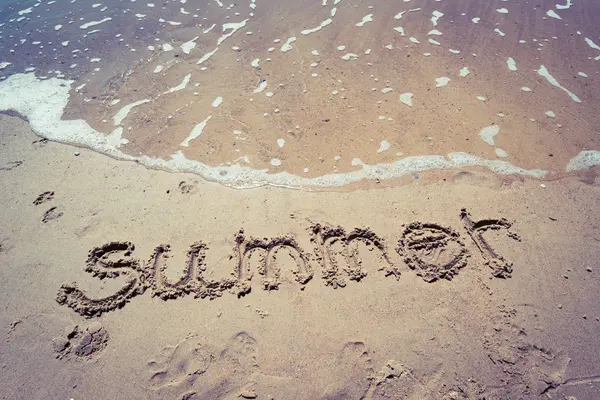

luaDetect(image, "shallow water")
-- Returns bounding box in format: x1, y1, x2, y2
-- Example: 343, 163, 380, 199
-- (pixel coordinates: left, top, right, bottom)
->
0, 0, 599, 189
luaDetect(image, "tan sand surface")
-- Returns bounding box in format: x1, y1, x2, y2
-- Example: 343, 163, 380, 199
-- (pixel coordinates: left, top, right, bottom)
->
1, 114, 599, 399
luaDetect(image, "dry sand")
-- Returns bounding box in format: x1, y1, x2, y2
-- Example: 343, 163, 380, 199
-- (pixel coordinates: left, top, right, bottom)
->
1, 113, 599, 399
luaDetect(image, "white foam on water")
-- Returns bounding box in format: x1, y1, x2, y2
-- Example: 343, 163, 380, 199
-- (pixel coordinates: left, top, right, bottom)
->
435, 77, 450, 87
203, 24, 216, 34
494, 28, 506, 37
399, 92, 413, 107
472, 17, 480, 23
556, 0, 573, 9
106, 127, 128, 148
546, 9, 562, 19
181, 37, 199, 54
431, 10, 443, 26
495, 148, 508, 158
537, 65, 581, 103
356, 14, 373, 27
497, 8, 508, 14
281, 37, 296, 52
566, 151, 600, 171
163, 73, 191, 94
181, 116, 212, 147
394, 27, 405, 36
301, 18, 332, 35
479, 125, 499, 146
459, 67, 470, 77
114, 99, 151, 125
507, 57, 517, 71
545, 111, 556, 118
80, 17, 112, 29
219, 20, 248, 45
428, 29, 442, 35
212, 96, 223, 108
341, 53, 359, 60
428, 39, 441, 46
197, 47, 218, 64
270, 158, 282, 166
584, 37, 600, 51
153, 65, 164, 73
0, 73, 560, 189
377, 140, 391, 153
253, 80, 267, 93
277, 138, 285, 148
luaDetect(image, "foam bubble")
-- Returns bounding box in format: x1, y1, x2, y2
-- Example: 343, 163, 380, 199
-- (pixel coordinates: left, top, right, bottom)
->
399, 92, 413, 107
80, 17, 112, 29
356, 14, 373, 27
181, 116, 211, 147
566, 150, 600, 171
377, 140, 391, 153
537, 65, 581, 103
212, 96, 223, 108
114, 99, 151, 125
507, 57, 517, 71
479, 125, 499, 146
435, 77, 450, 87
281, 37, 296, 52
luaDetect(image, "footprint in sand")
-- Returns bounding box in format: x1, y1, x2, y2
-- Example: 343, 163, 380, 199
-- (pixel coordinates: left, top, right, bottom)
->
52, 322, 109, 360
319, 341, 375, 400
148, 331, 259, 400
33, 191, 54, 205
178, 180, 199, 194
42, 206, 63, 223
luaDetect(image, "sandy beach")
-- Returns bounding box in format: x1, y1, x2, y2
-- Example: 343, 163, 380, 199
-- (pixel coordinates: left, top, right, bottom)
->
1, 0, 600, 398
1, 114, 599, 399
